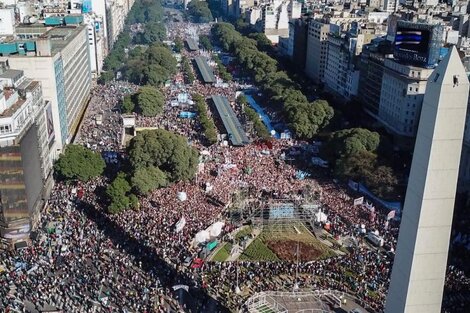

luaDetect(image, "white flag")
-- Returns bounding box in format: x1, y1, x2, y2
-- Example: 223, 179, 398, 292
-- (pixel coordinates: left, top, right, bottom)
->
175, 217, 186, 233
353, 197, 364, 206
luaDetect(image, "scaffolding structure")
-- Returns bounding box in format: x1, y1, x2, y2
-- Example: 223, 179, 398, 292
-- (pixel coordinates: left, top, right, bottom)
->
228, 190, 322, 233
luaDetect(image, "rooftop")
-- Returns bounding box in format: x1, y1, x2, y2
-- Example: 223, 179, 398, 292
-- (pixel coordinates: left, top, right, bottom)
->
40, 26, 85, 55
0, 69, 23, 80
0, 96, 25, 118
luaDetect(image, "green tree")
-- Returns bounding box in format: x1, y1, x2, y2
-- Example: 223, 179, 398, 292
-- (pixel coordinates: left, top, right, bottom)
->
129, 194, 140, 210
322, 128, 380, 161
54, 145, 105, 181
199, 35, 213, 51
143, 64, 170, 86
365, 165, 398, 198
97, 71, 114, 85
131, 165, 168, 195
335, 150, 376, 181
137, 22, 166, 44
146, 44, 178, 75
128, 129, 199, 182
248, 32, 272, 52
136, 86, 164, 117
106, 172, 132, 214
122, 94, 135, 113
187, 0, 213, 23
174, 37, 184, 52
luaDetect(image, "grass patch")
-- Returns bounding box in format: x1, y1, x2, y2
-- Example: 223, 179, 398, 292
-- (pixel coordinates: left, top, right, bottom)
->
212, 243, 232, 262
235, 226, 253, 240
239, 238, 279, 261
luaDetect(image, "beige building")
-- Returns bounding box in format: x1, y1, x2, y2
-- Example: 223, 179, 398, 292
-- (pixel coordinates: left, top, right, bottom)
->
305, 20, 330, 84
377, 59, 434, 137
0, 25, 92, 155
0, 69, 54, 242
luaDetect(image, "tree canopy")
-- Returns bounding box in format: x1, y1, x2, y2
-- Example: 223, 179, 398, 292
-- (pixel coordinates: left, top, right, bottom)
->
211, 23, 333, 139
106, 172, 132, 214
122, 94, 135, 113
199, 35, 213, 51
131, 166, 168, 195
194, 94, 218, 145
134, 21, 166, 45
187, 0, 213, 23
322, 128, 398, 198
54, 145, 105, 181
135, 86, 164, 117
128, 129, 199, 182
174, 37, 184, 52
322, 128, 380, 161
102, 0, 170, 85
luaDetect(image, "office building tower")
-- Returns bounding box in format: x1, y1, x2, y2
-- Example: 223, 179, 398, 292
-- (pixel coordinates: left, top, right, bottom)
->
0, 25, 92, 155
305, 20, 330, 84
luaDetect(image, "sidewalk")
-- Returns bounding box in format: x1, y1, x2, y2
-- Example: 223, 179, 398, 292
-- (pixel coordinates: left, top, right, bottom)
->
226, 228, 261, 261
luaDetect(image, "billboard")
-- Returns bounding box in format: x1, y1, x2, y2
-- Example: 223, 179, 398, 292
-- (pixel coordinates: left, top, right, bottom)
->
393, 21, 443, 67
45, 102, 55, 149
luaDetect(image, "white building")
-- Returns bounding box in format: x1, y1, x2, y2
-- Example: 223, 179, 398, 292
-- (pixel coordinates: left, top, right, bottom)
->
252, 0, 301, 44
383, 0, 399, 12
83, 13, 107, 75
0, 25, 92, 155
0, 9, 15, 36
0, 69, 54, 241
378, 59, 434, 137
305, 20, 330, 84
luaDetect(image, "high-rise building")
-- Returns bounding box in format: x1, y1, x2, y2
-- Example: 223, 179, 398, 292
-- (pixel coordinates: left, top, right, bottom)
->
383, 0, 399, 12
378, 59, 435, 137
0, 69, 53, 242
385, 46, 469, 313
0, 25, 92, 155
305, 20, 330, 84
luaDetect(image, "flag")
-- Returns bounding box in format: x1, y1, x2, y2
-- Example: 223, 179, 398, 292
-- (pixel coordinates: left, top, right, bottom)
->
365, 201, 375, 212
175, 216, 186, 233
387, 210, 396, 220
353, 197, 364, 206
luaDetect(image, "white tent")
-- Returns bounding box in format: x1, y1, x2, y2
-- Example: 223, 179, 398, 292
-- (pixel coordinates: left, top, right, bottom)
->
209, 221, 225, 237
195, 230, 210, 243
315, 211, 328, 223
177, 192, 187, 201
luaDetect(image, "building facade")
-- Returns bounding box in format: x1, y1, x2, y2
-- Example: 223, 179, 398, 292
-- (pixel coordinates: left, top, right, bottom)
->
0, 69, 53, 243
377, 59, 434, 137
0, 25, 92, 155
305, 20, 330, 84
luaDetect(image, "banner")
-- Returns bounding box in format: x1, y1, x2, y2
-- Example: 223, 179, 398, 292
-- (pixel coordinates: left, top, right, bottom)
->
358, 183, 402, 214
348, 180, 359, 191
353, 197, 364, 206
365, 201, 374, 210
175, 216, 186, 233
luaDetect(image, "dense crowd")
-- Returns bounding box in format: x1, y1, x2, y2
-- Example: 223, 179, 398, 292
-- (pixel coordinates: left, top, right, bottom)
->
1, 19, 469, 313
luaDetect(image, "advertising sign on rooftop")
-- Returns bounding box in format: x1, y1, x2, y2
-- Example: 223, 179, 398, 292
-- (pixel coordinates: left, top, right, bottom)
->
393, 21, 443, 68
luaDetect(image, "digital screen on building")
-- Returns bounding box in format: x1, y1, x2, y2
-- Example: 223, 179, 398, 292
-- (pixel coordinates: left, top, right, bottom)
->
393, 22, 442, 67
395, 27, 430, 54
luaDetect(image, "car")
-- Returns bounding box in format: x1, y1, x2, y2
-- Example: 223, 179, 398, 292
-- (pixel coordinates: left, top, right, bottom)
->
190, 258, 204, 269
183, 257, 192, 267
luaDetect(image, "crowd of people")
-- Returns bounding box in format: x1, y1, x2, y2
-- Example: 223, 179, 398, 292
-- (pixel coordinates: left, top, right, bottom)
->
1, 18, 469, 313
